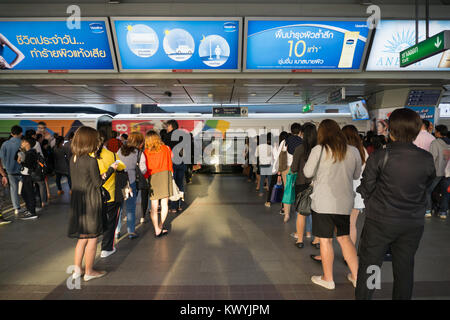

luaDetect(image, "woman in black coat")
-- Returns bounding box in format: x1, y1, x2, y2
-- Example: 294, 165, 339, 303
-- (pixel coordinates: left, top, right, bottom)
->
68, 126, 118, 282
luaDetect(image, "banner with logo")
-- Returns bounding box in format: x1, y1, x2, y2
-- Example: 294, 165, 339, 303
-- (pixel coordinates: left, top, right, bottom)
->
408, 106, 436, 124
0, 18, 116, 72
366, 20, 450, 71
111, 17, 241, 71
244, 18, 371, 71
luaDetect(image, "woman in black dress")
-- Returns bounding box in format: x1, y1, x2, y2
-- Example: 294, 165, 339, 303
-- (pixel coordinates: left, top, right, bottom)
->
68, 126, 118, 282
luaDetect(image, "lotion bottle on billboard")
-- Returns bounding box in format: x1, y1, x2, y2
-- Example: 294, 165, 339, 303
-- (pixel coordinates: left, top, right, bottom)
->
338, 32, 359, 68
438, 50, 450, 68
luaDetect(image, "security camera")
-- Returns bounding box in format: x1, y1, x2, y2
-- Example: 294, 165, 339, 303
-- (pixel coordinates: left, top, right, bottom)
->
164, 91, 172, 97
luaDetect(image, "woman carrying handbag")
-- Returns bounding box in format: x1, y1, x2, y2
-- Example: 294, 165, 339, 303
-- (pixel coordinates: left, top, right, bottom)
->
291, 123, 320, 249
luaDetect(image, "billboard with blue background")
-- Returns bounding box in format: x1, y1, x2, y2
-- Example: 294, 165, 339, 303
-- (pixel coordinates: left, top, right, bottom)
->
245, 19, 370, 71
366, 20, 450, 71
408, 106, 436, 124
0, 18, 116, 72
112, 18, 241, 71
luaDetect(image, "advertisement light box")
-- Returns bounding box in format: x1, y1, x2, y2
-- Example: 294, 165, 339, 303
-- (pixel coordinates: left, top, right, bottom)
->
111, 17, 242, 72
0, 18, 116, 72
244, 18, 371, 72
366, 20, 450, 71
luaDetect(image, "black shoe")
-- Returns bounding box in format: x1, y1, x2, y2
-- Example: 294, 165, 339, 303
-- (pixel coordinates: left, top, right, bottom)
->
128, 233, 139, 240
384, 253, 393, 262
295, 242, 304, 249
0, 217, 12, 225
311, 241, 320, 249
20, 211, 38, 220
310, 254, 322, 263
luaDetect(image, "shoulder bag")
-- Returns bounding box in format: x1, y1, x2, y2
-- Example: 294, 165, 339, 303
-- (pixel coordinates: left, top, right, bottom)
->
136, 150, 149, 190
294, 146, 324, 216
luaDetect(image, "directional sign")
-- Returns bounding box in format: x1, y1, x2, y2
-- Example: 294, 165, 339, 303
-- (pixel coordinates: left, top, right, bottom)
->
400, 30, 450, 68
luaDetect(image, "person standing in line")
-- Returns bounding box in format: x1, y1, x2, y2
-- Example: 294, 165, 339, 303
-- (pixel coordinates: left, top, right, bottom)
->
304, 119, 361, 290
0, 125, 23, 216
68, 126, 119, 282
17, 137, 39, 220
162, 120, 186, 213
0, 158, 12, 225
36, 121, 55, 148
414, 119, 435, 152
53, 136, 72, 195
96, 130, 126, 258
25, 129, 47, 209
120, 133, 128, 145
256, 133, 273, 197
290, 123, 320, 249
342, 125, 369, 246
280, 123, 303, 223
144, 130, 174, 237
117, 132, 147, 239
356, 108, 435, 300
428, 124, 450, 219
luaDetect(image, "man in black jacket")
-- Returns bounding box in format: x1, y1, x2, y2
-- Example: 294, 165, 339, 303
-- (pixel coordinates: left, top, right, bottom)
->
356, 108, 436, 300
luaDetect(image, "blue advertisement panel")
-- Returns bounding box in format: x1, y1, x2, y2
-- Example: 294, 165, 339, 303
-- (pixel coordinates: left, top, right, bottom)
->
408, 106, 436, 124
112, 18, 241, 71
245, 19, 370, 71
0, 18, 116, 72
366, 20, 450, 71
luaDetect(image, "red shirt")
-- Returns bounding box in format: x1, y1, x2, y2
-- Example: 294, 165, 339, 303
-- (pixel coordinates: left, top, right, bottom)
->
143, 145, 173, 178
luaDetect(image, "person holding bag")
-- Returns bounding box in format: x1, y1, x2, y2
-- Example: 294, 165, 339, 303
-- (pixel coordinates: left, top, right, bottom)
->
117, 132, 147, 239
143, 130, 174, 237
303, 119, 362, 290
291, 123, 320, 249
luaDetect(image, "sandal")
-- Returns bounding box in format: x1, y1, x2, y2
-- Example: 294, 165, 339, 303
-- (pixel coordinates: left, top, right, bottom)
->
310, 254, 322, 263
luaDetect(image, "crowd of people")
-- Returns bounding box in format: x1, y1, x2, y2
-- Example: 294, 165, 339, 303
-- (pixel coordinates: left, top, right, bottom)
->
0, 121, 189, 281
0, 111, 448, 299
243, 109, 446, 299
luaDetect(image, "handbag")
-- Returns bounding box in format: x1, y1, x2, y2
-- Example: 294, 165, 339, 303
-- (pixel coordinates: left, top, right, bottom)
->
270, 175, 284, 203
169, 172, 184, 201
113, 154, 131, 203
282, 169, 298, 205
135, 151, 149, 190
278, 150, 288, 172
295, 146, 324, 216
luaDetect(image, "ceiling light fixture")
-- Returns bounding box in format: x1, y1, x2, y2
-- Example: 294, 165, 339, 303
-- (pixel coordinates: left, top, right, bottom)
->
243, 83, 299, 87
173, 84, 230, 87
377, 83, 433, 86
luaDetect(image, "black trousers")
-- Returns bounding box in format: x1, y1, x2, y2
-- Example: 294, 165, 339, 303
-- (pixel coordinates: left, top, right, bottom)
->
101, 202, 121, 252
21, 175, 36, 214
266, 174, 278, 203
141, 188, 149, 218
355, 218, 424, 300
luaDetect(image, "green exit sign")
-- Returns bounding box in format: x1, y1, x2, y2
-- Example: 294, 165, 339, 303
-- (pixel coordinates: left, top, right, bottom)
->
400, 30, 450, 68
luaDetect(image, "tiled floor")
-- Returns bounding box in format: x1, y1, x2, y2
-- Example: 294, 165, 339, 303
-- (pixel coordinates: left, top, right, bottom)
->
0, 174, 449, 300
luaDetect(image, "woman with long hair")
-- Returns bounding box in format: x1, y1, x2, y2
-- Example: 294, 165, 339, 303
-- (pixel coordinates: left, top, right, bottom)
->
304, 119, 362, 290
68, 126, 118, 281
290, 123, 320, 248
117, 132, 147, 239
143, 130, 174, 237
342, 125, 368, 246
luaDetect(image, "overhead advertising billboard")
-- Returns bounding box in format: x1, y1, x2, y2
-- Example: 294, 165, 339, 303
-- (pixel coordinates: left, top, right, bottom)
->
111, 17, 242, 72
244, 18, 371, 72
0, 18, 116, 72
366, 20, 450, 71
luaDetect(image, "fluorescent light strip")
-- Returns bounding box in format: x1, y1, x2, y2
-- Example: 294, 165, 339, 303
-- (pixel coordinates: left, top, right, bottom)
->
243, 83, 299, 87
312, 83, 366, 87
32, 84, 88, 87
377, 83, 433, 86
173, 84, 230, 87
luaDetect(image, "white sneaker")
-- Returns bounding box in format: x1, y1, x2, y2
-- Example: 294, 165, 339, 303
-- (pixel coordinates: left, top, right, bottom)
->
100, 248, 116, 258
425, 212, 432, 218
347, 273, 357, 288
140, 218, 145, 224
311, 275, 335, 290
84, 271, 107, 282
440, 214, 447, 219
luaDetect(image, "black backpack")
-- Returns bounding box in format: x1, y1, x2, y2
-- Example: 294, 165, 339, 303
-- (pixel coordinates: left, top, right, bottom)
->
31, 154, 47, 182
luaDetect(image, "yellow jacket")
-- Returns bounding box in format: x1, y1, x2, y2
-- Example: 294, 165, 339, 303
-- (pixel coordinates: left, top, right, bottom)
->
96, 147, 126, 202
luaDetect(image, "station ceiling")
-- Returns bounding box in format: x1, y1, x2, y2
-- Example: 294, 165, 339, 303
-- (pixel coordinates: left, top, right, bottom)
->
0, 78, 448, 105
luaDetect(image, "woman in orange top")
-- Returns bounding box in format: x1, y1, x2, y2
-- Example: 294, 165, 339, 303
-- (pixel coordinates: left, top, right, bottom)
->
144, 130, 173, 237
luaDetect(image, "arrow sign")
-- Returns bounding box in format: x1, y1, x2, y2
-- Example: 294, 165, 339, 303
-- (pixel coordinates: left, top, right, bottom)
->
400, 30, 450, 67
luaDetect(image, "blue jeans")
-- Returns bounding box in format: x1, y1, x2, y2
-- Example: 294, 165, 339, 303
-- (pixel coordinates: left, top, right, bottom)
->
258, 175, 269, 193
170, 163, 186, 209
116, 182, 138, 234
7, 174, 21, 210
305, 214, 312, 234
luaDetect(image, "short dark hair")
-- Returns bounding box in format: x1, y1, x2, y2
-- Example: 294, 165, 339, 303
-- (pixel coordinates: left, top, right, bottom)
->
111, 131, 118, 138
291, 123, 302, 135
37, 121, 46, 127
11, 125, 22, 136
435, 124, 448, 136
22, 137, 36, 148
166, 120, 179, 130
422, 119, 431, 128
389, 108, 422, 143
25, 129, 36, 139
121, 133, 128, 140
